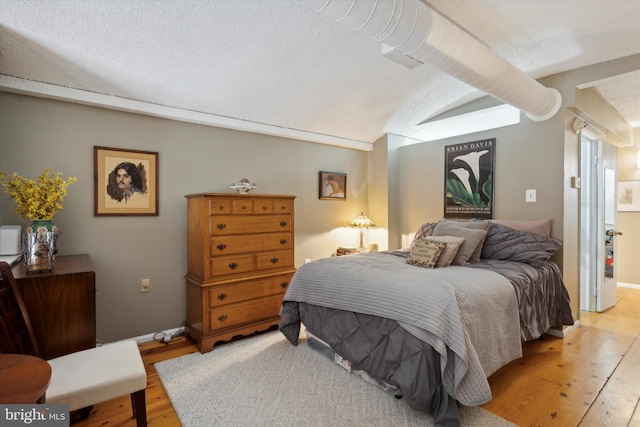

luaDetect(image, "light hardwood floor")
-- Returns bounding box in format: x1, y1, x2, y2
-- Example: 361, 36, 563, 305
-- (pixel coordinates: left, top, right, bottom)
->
71, 287, 640, 427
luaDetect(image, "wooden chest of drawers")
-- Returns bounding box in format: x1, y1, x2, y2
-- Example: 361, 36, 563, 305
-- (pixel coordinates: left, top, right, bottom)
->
185, 193, 296, 352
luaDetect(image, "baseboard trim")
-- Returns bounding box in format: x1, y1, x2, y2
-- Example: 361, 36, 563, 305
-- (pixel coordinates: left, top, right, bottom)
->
546, 320, 580, 338
618, 282, 640, 290
133, 326, 184, 344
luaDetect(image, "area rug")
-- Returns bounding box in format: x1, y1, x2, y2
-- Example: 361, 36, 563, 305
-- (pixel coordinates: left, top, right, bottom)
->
155, 331, 516, 426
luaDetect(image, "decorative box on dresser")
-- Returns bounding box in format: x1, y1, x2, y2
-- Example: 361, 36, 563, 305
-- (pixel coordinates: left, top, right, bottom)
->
11, 254, 96, 360
185, 193, 296, 353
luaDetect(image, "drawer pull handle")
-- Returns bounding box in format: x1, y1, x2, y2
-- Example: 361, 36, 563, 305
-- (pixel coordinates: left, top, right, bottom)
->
280, 282, 288, 288
218, 205, 225, 210
218, 315, 227, 322
262, 205, 268, 210
242, 205, 247, 210
228, 262, 238, 269
217, 293, 227, 300
216, 244, 227, 251
280, 221, 287, 227
279, 239, 287, 245
281, 206, 286, 210
216, 223, 226, 230
270, 257, 279, 264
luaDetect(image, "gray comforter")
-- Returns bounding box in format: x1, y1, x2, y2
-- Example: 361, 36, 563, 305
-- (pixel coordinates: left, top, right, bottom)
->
279, 252, 523, 406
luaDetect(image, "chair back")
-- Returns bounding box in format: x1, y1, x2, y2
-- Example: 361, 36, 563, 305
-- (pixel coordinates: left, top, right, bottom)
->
0, 262, 40, 356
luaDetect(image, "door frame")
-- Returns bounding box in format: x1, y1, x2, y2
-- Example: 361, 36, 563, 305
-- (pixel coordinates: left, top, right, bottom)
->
579, 129, 618, 312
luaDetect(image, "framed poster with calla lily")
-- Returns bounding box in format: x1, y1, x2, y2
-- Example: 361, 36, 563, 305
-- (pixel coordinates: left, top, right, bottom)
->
444, 139, 495, 219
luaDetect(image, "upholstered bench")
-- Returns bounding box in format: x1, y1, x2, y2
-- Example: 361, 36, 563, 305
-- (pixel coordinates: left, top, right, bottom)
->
46, 339, 147, 426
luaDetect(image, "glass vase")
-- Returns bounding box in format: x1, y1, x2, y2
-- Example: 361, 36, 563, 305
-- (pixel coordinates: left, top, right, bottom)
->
23, 219, 58, 272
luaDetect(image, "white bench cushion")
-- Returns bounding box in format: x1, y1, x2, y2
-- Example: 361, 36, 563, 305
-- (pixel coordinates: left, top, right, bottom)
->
46, 339, 147, 411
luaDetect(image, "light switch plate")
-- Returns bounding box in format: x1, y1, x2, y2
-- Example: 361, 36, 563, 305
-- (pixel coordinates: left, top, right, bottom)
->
526, 189, 536, 203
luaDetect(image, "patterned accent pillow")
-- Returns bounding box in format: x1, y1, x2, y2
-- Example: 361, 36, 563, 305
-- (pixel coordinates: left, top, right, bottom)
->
406, 238, 447, 269
481, 222, 561, 266
410, 222, 439, 248
424, 236, 466, 267
489, 219, 552, 237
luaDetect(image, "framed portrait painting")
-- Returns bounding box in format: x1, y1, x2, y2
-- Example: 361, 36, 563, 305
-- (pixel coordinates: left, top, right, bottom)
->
319, 171, 346, 200
94, 146, 159, 216
618, 181, 640, 212
444, 138, 495, 220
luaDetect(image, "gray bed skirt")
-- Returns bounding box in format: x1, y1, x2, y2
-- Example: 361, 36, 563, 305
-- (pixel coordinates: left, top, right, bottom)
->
280, 301, 463, 426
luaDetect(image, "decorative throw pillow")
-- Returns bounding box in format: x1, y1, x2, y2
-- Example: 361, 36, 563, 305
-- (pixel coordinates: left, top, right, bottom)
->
488, 218, 552, 237
443, 220, 490, 263
406, 238, 447, 269
433, 222, 487, 265
481, 222, 561, 266
410, 222, 439, 248
425, 236, 466, 267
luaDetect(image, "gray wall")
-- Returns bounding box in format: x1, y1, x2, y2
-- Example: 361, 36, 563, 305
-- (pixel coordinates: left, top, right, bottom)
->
397, 113, 564, 242
0, 93, 369, 342
393, 56, 640, 321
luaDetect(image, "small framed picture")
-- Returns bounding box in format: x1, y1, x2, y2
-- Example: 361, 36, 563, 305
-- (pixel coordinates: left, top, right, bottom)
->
94, 146, 159, 216
319, 171, 347, 200
618, 180, 640, 212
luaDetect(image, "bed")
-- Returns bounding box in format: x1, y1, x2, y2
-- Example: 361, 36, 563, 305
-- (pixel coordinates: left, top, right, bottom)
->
279, 219, 574, 426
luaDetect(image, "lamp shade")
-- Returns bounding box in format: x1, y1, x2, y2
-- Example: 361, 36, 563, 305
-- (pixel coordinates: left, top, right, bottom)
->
351, 212, 375, 228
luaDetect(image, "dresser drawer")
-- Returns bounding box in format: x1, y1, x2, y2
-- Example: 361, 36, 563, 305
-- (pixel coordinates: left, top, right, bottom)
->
233, 198, 253, 214
256, 250, 294, 271
207, 272, 294, 308
254, 199, 273, 214
273, 199, 293, 214
209, 215, 292, 235
211, 232, 291, 256
210, 254, 255, 277
208, 294, 283, 331
208, 199, 232, 215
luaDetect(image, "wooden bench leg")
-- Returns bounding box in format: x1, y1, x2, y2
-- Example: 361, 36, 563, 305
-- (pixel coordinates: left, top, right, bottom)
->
131, 389, 147, 426
77, 406, 93, 420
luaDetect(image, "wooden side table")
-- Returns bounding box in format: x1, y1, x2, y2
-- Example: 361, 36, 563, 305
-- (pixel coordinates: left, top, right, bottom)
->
0, 354, 52, 404
12, 254, 96, 360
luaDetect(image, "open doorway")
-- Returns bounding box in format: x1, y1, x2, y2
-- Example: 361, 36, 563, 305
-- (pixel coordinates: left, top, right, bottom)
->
579, 129, 619, 312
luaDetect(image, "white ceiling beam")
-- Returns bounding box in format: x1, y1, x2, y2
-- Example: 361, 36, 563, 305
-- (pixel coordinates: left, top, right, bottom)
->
0, 75, 374, 152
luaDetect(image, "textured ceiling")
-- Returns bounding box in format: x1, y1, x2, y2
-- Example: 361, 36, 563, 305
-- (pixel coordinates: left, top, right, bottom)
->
0, 0, 639, 146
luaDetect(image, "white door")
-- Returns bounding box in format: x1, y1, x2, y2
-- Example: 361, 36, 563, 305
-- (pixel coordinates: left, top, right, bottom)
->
580, 134, 618, 312
597, 146, 619, 311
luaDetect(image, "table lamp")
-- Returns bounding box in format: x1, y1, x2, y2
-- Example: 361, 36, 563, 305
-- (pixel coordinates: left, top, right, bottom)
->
351, 212, 375, 252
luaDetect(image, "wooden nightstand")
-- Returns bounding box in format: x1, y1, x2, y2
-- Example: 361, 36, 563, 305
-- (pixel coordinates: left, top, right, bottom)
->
12, 254, 96, 360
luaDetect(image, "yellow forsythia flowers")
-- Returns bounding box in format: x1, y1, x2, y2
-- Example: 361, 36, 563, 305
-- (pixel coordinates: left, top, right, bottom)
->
0, 169, 78, 220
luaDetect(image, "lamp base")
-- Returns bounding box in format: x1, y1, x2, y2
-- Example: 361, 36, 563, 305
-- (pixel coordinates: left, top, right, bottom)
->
358, 230, 366, 252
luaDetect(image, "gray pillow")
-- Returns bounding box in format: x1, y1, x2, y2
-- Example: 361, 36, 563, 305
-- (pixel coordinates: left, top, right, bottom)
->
443, 220, 489, 263
489, 219, 552, 237
433, 222, 487, 265
425, 236, 466, 267
411, 222, 438, 247
481, 222, 561, 266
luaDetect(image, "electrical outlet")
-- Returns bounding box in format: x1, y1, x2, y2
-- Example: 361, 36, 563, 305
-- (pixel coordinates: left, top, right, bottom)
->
141, 279, 151, 293
304, 258, 311, 264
